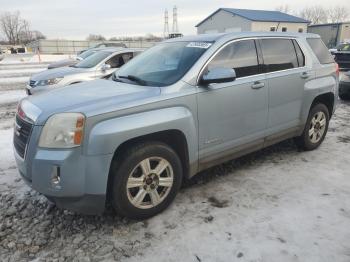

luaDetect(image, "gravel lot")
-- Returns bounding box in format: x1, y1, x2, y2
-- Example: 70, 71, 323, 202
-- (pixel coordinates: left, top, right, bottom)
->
1, 55, 350, 262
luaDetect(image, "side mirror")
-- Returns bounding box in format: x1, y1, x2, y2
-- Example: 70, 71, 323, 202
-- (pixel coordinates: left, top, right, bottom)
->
101, 63, 111, 72
200, 67, 236, 85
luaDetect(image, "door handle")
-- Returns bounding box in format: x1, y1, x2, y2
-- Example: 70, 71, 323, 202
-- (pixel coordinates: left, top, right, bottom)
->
251, 81, 265, 89
300, 72, 311, 79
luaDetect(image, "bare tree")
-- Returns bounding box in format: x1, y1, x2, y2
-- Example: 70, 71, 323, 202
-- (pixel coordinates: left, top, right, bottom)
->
328, 6, 349, 23
86, 34, 106, 41
0, 11, 24, 44
299, 6, 328, 24
275, 5, 291, 14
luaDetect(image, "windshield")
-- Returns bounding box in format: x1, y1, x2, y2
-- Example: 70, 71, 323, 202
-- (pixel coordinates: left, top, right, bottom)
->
78, 49, 97, 59
113, 41, 211, 86
338, 43, 350, 52
74, 51, 112, 68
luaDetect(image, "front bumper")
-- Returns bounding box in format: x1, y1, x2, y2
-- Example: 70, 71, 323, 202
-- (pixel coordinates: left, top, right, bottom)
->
14, 126, 113, 214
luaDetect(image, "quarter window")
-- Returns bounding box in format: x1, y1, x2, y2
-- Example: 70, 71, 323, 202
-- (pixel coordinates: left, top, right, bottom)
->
207, 40, 260, 78
260, 39, 299, 72
306, 38, 334, 64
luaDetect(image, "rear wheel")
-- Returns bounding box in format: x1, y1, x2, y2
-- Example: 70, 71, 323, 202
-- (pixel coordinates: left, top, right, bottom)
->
295, 103, 329, 151
110, 142, 182, 219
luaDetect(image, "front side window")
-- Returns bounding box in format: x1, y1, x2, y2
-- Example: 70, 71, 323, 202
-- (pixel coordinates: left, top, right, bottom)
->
260, 38, 299, 72
74, 51, 112, 68
114, 41, 210, 86
270, 27, 276, 32
106, 52, 133, 68
282, 27, 287, 32
207, 40, 260, 78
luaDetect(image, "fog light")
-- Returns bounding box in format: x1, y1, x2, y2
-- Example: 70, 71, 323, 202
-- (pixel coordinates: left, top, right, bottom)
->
51, 166, 61, 188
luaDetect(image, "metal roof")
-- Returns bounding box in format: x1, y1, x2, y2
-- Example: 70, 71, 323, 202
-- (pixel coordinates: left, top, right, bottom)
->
195, 8, 310, 27
165, 31, 319, 44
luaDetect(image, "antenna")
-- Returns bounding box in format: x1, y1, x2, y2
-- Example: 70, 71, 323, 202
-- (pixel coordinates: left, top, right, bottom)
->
163, 9, 169, 38
172, 5, 178, 33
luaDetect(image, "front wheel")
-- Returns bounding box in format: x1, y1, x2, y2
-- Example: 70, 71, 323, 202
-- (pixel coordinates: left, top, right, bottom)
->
110, 142, 183, 219
295, 103, 330, 151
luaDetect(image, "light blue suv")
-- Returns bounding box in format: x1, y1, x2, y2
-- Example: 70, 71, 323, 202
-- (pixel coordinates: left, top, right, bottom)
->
14, 32, 338, 219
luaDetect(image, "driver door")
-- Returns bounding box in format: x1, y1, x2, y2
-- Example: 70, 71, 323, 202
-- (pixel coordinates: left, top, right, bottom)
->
197, 39, 268, 166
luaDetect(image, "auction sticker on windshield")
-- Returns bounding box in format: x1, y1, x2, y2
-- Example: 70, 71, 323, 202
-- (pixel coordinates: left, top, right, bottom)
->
186, 42, 212, 49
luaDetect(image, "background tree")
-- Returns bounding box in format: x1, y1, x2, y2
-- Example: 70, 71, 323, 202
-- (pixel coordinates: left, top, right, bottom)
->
86, 34, 106, 41
299, 6, 328, 24
0, 11, 24, 44
0, 11, 45, 45
275, 5, 291, 14
328, 6, 349, 23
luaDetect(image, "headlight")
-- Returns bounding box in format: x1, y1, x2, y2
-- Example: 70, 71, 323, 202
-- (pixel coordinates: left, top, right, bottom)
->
39, 113, 85, 148
36, 77, 63, 86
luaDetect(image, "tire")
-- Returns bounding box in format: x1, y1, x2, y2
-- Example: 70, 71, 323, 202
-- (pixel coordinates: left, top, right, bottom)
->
110, 142, 183, 219
295, 103, 330, 151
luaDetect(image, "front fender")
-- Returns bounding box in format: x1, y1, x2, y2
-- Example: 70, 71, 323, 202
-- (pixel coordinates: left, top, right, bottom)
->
86, 106, 198, 171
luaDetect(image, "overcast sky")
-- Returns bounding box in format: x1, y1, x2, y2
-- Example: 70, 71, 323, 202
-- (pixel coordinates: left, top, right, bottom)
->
0, 0, 348, 39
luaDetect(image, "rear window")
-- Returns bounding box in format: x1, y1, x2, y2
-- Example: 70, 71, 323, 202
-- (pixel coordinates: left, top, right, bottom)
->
260, 39, 299, 73
306, 38, 334, 64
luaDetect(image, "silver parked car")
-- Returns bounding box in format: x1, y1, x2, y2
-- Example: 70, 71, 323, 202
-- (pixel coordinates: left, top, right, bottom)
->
27, 48, 143, 95
14, 32, 338, 219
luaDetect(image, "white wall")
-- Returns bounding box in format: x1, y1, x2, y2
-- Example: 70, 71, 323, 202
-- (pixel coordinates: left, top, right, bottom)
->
197, 10, 252, 34
251, 22, 307, 33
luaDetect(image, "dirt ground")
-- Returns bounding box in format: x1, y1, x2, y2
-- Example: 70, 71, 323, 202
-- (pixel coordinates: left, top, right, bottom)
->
0, 55, 350, 262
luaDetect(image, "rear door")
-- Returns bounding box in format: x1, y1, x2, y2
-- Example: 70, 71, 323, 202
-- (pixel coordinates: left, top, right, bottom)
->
259, 38, 309, 136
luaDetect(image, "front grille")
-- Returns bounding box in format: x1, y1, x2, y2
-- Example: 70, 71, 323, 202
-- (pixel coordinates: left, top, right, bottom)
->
29, 80, 36, 87
13, 115, 33, 158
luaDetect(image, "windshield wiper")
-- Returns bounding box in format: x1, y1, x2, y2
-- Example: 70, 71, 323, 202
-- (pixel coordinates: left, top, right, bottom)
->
118, 75, 147, 86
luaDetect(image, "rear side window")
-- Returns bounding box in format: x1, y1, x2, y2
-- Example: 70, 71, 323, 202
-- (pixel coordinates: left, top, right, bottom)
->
260, 39, 299, 72
208, 39, 260, 78
306, 38, 334, 64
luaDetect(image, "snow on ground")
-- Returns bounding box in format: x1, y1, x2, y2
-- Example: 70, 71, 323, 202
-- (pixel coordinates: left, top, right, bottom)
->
0, 53, 74, 64
0, 56, 350, 261
0, 90, 26, 105
0, 68, 46, 77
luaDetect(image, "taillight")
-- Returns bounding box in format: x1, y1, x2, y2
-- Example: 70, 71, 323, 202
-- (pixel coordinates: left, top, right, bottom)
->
335, 63, 339, 78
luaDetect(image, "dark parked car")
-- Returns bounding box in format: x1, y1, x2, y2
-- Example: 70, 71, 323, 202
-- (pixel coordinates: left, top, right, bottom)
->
77, 42, 127, 55
339, 71, 350, 99
334, 43, 350, 70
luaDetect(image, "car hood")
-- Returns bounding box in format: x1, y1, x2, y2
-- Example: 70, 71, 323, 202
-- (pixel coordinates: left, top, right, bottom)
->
30, 66, 88, 81
25, 79, 161, 125
47, 58, 78, 69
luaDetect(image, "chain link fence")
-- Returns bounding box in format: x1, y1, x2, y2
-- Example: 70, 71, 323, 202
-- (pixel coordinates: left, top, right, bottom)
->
26, 39, 159, 54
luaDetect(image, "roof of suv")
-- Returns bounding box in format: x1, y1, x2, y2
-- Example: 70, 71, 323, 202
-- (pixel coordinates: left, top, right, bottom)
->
165, 32, 320, 43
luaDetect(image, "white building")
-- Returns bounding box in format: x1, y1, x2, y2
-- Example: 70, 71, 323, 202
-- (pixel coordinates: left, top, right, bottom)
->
196, 8, 310, 34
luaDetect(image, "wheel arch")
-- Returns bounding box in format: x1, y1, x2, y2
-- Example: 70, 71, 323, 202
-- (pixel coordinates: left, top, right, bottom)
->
311, 92, 335, 118
106, 129, 190, 204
